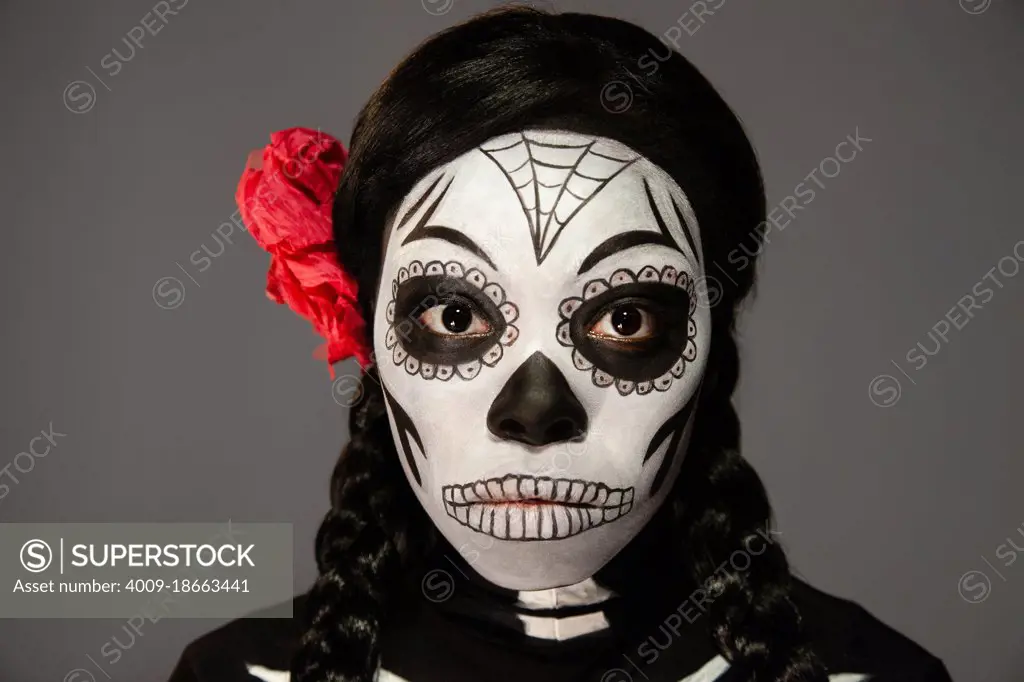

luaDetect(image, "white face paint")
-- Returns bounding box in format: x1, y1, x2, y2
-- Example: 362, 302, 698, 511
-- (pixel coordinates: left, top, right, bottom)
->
373, 130, 711, 590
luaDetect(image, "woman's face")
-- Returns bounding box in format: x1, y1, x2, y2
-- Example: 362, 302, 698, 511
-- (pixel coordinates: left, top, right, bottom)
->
372, 130, 711, 590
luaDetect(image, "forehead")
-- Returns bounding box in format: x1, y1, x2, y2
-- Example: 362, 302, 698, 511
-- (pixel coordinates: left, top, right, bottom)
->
387, 130, 701, 273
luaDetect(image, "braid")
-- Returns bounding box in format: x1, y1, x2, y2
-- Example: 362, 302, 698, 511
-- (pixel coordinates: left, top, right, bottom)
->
672, 306, 827, 681
292, 370, 434, 682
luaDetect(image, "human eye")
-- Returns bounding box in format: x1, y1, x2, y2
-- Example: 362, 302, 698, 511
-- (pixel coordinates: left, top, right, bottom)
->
418, 297, 492, 337
556, 266, 698, 393
586, 301, 659, 346
384, 260, 520, 376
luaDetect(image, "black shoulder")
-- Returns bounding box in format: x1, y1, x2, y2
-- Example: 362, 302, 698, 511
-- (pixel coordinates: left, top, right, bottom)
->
789, 579, 953, 681
166, 594, 305, 682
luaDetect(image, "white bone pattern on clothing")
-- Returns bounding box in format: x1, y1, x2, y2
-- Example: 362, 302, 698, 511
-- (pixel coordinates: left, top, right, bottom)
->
245, 660, 870, 681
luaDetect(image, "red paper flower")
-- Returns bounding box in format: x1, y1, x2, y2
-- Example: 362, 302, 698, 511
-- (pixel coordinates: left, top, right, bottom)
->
236, 127, 372, 376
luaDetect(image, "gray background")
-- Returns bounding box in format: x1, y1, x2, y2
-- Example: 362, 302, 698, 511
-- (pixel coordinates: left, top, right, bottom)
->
1, 0, 1021, 680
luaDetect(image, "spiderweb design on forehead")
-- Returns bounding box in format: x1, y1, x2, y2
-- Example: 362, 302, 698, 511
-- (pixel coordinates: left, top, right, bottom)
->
480, 133, 639, 264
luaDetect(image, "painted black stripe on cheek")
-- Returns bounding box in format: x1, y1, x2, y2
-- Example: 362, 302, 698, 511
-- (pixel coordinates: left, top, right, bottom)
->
648, 388, 700, 497
380, 381, 426, 487
643, 405, 679, 466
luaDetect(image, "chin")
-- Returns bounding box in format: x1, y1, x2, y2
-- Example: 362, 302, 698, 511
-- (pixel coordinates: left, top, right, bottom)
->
439, 518, 631, 591
479, 558, 594, 591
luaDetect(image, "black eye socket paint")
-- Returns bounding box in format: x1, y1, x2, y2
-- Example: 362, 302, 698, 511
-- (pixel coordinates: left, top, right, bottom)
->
383, 259, 520, 380
571, 282, 688, 378
556, 265, 699, 396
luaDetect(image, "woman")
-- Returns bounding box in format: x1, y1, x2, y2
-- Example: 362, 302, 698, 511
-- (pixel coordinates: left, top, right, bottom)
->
169, 7, 952, 682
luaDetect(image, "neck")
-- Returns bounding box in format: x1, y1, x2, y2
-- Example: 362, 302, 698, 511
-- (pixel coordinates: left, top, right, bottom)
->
418, 543, 619, 643
511, 577, 616, 641
515, 577, 616, 610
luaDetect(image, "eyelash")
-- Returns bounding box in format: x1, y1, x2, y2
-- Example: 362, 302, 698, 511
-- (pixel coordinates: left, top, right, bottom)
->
557, 265, 699, 396
586, 303, 658, 345
418, 298, 492, 337
383, 259, 520, 381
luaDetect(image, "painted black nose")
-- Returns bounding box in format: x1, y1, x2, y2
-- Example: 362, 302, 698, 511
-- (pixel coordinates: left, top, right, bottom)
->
487, 351, 588, 447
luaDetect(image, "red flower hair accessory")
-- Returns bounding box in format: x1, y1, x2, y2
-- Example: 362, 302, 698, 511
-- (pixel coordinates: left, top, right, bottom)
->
236, 127, 372, 376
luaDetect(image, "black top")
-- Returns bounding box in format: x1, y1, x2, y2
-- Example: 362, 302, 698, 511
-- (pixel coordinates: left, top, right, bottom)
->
167, 547, 953, 682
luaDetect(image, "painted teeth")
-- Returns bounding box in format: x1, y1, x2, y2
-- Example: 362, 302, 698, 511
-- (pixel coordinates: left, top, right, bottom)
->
440, 476, 635, 540
493, 508, 508, 538
555, 480, 570, 501
524, 514, 539, 540
537, 478, 554, 499
441, 476, 627, 505
502, 478, 518, 497
568, 507, 584, 535
521, 478, 536, 497
540, 509, 554, 539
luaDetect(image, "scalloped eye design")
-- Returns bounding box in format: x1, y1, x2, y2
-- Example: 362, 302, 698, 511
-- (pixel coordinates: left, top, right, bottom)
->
384, 259, 520, 381
556, 265, 698, 396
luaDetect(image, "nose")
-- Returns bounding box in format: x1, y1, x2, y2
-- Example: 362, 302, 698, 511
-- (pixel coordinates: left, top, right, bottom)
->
487, 351, 588, 447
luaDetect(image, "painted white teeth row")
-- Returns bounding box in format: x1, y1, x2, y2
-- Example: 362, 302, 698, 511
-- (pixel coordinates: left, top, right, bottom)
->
443, 499, 635, 540
441, 476, 634, 507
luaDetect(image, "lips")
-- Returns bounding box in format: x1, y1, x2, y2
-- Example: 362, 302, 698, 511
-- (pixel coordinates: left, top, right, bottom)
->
442, 475, 635, 540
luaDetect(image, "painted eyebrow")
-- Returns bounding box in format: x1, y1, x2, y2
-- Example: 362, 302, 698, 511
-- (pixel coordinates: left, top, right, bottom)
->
577, 232, 680, 275
577, 179, 697, 275
402, 225, 497, 271
396, 174, 497, 270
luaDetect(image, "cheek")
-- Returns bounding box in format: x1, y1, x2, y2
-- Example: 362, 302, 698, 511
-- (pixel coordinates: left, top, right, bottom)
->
371, 294, 508, 480
563, 299, 709, 489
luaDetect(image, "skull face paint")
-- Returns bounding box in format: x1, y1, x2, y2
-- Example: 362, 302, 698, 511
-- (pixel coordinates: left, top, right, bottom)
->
373, 130, 711, 590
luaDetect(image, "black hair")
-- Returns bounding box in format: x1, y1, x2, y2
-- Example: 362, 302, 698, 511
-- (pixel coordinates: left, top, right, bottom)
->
293, 7, 827, 681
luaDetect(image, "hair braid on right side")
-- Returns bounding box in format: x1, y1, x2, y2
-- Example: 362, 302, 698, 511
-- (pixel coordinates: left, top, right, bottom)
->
672, 312, 827, 682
